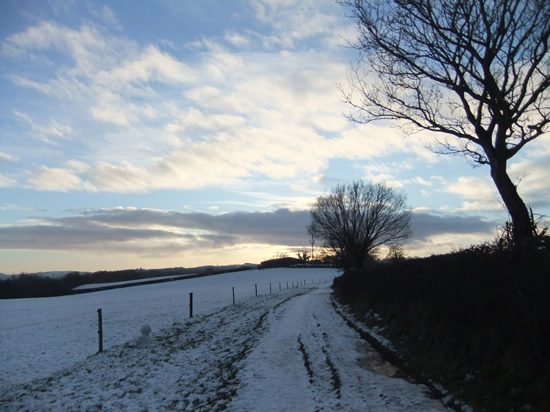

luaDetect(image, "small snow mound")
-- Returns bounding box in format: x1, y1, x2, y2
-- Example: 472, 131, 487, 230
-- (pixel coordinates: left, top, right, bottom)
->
136, 325, 152, 349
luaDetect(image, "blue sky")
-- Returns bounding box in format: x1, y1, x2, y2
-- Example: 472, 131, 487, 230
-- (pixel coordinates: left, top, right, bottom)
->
1, 0, 549, 274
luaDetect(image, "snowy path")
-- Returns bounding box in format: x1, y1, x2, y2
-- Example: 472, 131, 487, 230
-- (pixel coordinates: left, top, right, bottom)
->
1, 283, 449, 411
229, 285, 448, 411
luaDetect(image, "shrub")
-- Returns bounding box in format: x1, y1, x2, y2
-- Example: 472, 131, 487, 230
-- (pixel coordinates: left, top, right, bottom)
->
333, 248, 550, 411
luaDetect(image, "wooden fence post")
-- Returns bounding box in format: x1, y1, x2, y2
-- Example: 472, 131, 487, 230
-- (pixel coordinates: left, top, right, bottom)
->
269, 283, 272, 294
189, 293, 193, 318
232, 287, 235, 304
255, 284, 258, 296
97, 308, 103, 353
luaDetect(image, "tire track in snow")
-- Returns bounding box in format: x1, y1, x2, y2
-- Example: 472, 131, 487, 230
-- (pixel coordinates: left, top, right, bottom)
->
228, 284, 451, 411
296, 312, 343, 403
229, 286, 349, 411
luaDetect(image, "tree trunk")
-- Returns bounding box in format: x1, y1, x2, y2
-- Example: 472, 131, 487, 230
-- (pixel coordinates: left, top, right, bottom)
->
490, 159, 533, 246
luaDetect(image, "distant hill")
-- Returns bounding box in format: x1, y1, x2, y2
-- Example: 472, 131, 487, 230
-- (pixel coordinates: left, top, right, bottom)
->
1, 265, 258, 280
32, 271, 79, 278
0, 264, 260, 299
0, 271, 80, 279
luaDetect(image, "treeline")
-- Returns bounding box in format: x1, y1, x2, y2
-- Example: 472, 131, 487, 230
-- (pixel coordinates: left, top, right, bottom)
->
0, 266, 220, 299
333, 243, 550, 411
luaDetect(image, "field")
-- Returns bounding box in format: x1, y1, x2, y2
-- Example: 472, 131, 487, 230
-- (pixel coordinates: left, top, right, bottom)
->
0, 268, 450, 411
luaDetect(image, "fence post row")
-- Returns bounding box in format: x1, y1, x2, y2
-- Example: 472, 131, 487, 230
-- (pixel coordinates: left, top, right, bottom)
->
97, 308, 103, 353
93, 278, 334, 353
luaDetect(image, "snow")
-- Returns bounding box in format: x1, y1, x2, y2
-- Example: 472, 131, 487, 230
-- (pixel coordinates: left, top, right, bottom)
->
72, 273, 200, 290
0, 268, 451, 411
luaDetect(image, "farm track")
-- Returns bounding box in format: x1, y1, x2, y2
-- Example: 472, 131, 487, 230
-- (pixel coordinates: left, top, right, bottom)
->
228, 285, 450, 411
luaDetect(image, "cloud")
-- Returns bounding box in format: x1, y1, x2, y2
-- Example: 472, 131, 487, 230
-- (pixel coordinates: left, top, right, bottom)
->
6, 3, 545, 224
96, 5, 122, 30
403, 210, 500, 257
409, 211, 497, 241
25, 166, 96, 192
444, 176, 502, 211
0, 152, 19, 164
15, 111, 72, 144
5, 21, 193, 119
249, 0, 343, 49
508, 134, 550, 211
0, 208, 312, 255
164, 108, 246, 134
224, 31, 251, 48
0, 174, 18, 189
0, 207, 502, 260
4, 10, 441, 196
94, 45, 194, 90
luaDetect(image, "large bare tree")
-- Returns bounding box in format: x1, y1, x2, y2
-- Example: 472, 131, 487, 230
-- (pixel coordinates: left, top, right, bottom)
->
340, 0, 550, 246
308, 181, 411, 269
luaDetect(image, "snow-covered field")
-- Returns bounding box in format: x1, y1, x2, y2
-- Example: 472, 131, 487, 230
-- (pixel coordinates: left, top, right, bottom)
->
0, 268, 450, 411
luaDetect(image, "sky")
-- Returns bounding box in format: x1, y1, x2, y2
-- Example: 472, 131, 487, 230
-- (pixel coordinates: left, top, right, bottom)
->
1, 0, 549, 274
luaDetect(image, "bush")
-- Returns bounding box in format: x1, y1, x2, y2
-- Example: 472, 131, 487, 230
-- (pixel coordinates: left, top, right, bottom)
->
333, 247, 550, 411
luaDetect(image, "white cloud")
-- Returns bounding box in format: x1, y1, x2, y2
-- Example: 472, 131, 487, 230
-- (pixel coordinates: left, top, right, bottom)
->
0, 174, 18, 188
224, 31, 250, 48
92, 162, 149, 193
368, 174, 404, 188
1, 15, 397, 193
445, 176, 502, 211
5, 22, 193, 128
98, 6, 122, 30
90, 91, 133, 126
0, 5, 451, 197
165, 108, 246, 134
410, 177, 432, 186
66, 160, 91, 173
508, 134, 550, 211
12, 77, 54, 94
25, 166, 96, 192
15, 111, 72, 144
249, 0, 344, 49
0, 152, 19, 164
94, 45, 194, 90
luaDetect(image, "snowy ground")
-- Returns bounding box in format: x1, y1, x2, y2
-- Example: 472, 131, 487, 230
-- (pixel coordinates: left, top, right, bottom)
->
0, 268, 450, 411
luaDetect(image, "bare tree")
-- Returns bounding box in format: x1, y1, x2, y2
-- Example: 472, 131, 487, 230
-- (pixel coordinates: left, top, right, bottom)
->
296, 250, 311, 262
308, 181, 412, 269
339, 0, 550, 247
386, 243, 406, 261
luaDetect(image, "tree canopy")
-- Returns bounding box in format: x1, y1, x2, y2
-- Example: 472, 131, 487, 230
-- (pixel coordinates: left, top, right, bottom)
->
308, 181, 411, 269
